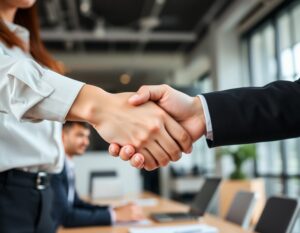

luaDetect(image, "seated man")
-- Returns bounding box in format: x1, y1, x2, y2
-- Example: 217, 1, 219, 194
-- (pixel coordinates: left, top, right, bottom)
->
51, 121, 144, 229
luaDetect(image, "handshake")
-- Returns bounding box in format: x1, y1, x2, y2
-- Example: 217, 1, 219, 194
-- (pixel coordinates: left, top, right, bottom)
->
93, 84, 206, 171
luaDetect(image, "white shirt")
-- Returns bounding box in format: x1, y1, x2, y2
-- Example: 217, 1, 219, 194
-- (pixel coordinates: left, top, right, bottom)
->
198, 95, 213, 140
65, 156, 76, 204
0, 22, 84, 173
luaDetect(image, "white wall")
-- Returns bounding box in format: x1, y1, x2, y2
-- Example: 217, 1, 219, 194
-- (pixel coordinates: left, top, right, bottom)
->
73, 151, 142, 197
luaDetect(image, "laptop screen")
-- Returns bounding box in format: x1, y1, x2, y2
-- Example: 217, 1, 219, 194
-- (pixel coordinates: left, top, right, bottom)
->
190, 178, 222, 216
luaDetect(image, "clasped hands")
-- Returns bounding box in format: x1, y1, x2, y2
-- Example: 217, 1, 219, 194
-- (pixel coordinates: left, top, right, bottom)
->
99, 85, 206, 171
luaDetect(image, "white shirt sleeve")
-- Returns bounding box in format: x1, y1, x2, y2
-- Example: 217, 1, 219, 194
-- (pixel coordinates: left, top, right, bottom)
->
109, 207, 117, 224
0, 55, 84, 122
198, 95, 214, 140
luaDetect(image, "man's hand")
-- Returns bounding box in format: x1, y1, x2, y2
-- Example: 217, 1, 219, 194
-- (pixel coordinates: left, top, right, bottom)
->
114, 203, 145, 222
108, 85, 206, 169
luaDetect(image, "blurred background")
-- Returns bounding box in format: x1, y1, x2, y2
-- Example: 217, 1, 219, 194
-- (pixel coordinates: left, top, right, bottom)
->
37, 0, 300, 230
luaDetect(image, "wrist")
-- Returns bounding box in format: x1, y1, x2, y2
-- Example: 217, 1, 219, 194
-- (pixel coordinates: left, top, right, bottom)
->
193, 96, 207, 135
67, 84, 110, 125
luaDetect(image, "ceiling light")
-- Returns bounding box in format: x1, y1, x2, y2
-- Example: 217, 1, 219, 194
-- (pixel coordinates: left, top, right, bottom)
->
120, 74, 131, 85
80, 2, 90, 14
156, 0, 166, 5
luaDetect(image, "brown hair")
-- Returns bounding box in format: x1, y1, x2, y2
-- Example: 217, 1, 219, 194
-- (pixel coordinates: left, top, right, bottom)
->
63, 121, 90, 131
0, 3, 65, 74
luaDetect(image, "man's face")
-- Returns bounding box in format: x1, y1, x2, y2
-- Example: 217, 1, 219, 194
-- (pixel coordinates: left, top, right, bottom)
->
63, 124, 90, 156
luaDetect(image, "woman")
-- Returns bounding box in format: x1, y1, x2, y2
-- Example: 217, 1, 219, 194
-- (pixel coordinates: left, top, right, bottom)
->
0, 1, 193, 232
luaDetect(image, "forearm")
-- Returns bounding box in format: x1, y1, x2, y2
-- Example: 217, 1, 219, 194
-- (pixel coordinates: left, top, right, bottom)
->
63, 207, 112, 227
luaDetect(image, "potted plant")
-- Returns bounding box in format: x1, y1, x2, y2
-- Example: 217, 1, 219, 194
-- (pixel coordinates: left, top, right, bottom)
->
217, 144, 256, 180
217, 144, 265, 224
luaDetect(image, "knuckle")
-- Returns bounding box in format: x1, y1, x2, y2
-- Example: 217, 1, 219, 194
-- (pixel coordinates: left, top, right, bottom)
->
172, 148, 180, 155
150, 124, 160, 133
136, 135, 148, 148
139, 132, 149, 142
139, 85, 148, 91
161, 84, 169, 90
156, 109, 165, 119
134, 141, 142, 149
160, 157, 169, 166
171, 149, 180, 160
144, 164, 156, 171
180, 131, 190, 143
149, 120, 162, 133
172, 152, 182, 162
134, 136, 147, 148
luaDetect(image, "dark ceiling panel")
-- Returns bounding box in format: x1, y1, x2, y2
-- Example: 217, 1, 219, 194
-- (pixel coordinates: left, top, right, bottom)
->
156, 0, 218, 31
91, 0, 147, 26
39, 0, 232, 53
144, 42, 182, 52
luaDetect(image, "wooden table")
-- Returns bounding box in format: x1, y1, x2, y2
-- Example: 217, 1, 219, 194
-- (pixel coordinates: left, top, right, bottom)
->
58, 192, 256, 233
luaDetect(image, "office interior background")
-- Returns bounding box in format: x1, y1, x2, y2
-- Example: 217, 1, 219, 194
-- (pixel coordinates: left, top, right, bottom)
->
38, 0, 300, 231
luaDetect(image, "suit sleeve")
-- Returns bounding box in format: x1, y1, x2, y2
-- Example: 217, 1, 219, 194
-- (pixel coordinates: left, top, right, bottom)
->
61, 190, 112, 227
73, 190, 109, 211
62, 203, 112, 227
51, 172, 112, 228
202, 79, 300, 147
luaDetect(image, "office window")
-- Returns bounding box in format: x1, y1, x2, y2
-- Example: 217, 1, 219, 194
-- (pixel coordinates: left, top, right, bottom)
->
256, 142, 282, 175
250, 24, 277, 86
241, 40, 251, 86
294, 43, 300, 75
285, 138, 300, 175
278, 13, 295, 80
243, 0, 300, 203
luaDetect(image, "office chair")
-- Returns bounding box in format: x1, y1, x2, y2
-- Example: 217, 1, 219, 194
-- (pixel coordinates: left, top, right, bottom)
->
225, 191, 257, 229
255, 196, 299, 233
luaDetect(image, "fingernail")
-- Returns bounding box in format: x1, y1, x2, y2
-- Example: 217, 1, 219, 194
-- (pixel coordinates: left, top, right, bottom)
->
125, 147, 132, 155
109, 147, 116, 155
134, 156, 142, 164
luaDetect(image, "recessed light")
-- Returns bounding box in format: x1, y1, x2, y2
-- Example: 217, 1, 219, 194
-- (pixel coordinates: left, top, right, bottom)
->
120, 74, 131, 85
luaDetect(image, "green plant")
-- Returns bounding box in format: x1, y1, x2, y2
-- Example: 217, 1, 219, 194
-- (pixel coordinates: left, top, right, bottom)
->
217, 144, 256, 180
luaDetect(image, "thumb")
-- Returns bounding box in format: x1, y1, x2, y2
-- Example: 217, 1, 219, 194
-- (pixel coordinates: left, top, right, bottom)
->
128, 85, 168, 106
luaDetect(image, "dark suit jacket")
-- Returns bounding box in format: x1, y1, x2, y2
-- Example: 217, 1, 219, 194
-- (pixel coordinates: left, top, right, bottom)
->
203, 79, 300, 147
51, 164, 112, 229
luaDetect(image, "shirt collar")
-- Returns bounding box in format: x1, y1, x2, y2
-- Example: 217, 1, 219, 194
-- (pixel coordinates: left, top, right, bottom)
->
65, 155, 75, 169
4, 20, 30, 47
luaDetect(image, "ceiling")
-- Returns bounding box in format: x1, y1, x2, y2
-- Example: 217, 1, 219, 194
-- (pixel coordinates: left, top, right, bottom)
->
38, 0, 232, 53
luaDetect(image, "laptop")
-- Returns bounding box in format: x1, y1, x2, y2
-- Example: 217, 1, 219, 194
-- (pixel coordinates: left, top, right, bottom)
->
151, 177, 222, 223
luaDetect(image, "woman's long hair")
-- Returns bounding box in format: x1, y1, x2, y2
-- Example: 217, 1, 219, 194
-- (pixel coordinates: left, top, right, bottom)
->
0, 3, 65, 74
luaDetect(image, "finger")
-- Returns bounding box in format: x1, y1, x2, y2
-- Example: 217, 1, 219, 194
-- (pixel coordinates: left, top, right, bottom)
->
129, 85, 168, 106
119, 145, 136, 160
156, 127, 182, 162
130, 154, 145, 169
145, 141, 170, 167
108, 143, 121, 157
164, 115, 193, 153
142, 149, 159, 171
